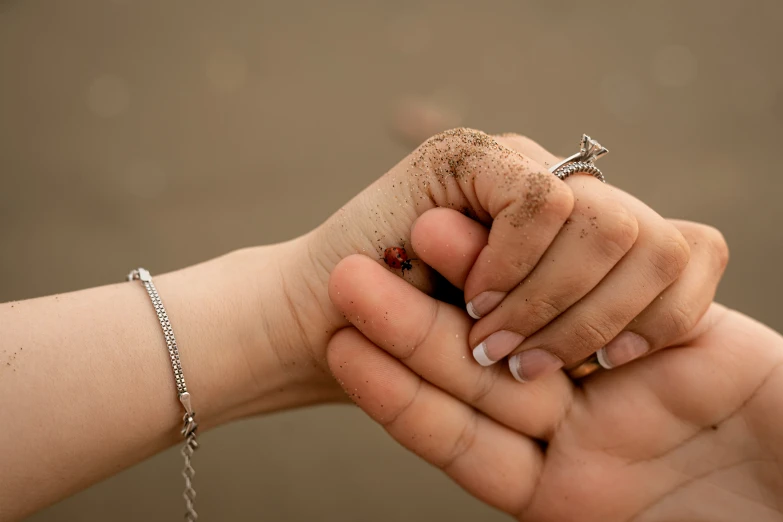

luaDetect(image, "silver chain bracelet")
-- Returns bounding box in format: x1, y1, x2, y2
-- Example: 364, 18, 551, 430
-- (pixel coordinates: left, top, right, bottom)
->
127, 268, 199, 521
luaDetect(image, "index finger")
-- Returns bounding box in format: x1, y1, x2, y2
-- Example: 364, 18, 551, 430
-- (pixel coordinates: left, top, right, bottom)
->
402, 130, 574, 313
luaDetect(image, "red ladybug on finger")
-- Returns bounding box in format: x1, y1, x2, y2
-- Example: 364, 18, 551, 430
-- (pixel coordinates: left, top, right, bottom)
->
383, 246, 414, 274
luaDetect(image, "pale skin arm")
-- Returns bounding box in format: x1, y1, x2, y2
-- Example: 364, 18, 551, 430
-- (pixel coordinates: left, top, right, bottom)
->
0, 244, 340, 521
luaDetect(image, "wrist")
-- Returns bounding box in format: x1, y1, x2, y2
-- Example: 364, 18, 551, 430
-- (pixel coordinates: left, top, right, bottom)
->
197, 243, 345, 426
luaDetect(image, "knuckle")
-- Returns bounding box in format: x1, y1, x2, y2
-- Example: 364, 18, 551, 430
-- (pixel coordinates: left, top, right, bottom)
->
523, 295, 565, 327
661, 302, 698, 342
442, 411, 479, 470
418, 127, 491, 161
570, 316, 615, 353
467, 366, 500, 405
539, 179, 575, 222
503, 249, 537, 274
696, 224, 730, 271
381, 379, 423, 429
496, 170, 573, 229
593, 203, 639, 258
404, 300, 440, 360
648, 227, 691, 285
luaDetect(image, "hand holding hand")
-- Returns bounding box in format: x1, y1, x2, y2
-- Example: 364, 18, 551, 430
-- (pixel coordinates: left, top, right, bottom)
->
327, 250, 782, 521
280, 129, 721, 388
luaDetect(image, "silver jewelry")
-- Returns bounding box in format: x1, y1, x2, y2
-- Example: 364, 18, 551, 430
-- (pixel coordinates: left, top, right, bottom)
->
549, 134, 608, 183
128, 268, 199, 522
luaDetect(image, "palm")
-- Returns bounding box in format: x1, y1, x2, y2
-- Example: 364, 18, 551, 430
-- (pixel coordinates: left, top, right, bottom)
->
327, 254, 783, 521
527, 305, 783, 520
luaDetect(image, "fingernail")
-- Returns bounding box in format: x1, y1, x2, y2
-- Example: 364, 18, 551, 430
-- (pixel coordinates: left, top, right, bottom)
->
596, 331, 650, 370
509, 349, 563, 382
472, 330, 525, 367
466, 291, 506, 319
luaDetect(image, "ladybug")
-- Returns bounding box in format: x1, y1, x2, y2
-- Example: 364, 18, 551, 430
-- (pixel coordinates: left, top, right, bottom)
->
383, 246, 413, 274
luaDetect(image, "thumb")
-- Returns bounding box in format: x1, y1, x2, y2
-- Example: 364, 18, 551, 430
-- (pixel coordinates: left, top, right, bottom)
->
410, 207, 489, 291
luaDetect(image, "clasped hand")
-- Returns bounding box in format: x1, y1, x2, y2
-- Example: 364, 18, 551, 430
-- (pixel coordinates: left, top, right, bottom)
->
306, 130, 783, 521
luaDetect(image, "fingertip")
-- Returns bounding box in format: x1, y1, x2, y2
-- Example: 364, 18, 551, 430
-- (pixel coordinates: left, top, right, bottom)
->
411, 208, 489, 290
596, 347, 613, 370
472, 342, 494, 366
325, 327, 363, 378
328, 254, 383, 310
508, 350, 563, 383
508, 355, 526, 383
465, 291, 505, 319
598, 332, 650, 369
328, 255, 358, 305
466, 301, 482, 320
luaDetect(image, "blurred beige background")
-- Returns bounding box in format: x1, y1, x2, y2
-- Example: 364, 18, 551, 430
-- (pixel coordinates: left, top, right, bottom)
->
1, 0, 782, 520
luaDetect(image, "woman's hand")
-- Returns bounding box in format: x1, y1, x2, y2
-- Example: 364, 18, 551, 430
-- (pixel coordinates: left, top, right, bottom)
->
326, 253, 783, 520
274, 128, 703, 387
459, 135, 719, 380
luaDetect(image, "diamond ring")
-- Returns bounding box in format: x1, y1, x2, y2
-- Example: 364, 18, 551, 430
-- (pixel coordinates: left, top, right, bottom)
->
549, 134, 608, 183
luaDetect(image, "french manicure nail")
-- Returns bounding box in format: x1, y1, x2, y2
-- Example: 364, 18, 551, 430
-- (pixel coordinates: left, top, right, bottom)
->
596, 331, 650, 369
466, 291, 506, 319
472, 330, 525, 367
509, 349, 563, 383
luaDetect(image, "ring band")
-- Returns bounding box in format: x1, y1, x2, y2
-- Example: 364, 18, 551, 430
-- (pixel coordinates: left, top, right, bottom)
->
549, 134, 608, 183
565, 354, 603, 380
552, 161, 606, 183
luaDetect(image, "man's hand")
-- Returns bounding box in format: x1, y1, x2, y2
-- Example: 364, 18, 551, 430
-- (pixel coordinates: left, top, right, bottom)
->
326, 250, 783, 520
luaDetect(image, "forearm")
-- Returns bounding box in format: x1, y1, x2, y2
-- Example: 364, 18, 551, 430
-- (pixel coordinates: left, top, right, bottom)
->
0, 243, 335, 520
